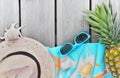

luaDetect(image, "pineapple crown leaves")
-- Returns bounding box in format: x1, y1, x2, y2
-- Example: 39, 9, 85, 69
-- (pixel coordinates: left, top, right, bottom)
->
84, 0, 120, 48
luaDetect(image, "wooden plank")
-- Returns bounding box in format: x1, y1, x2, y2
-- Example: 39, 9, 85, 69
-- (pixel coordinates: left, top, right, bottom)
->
0, 0, 19, 37
57, 0, 90, 45
21, 0, 55, 47
92, 0, 120, 42
110, 0, 120, 21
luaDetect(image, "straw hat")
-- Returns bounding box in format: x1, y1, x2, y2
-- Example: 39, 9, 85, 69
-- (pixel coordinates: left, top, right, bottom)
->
0, 24, 55, 78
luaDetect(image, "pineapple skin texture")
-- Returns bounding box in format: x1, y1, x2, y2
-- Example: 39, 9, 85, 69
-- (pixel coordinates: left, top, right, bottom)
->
105, 46, 120, 78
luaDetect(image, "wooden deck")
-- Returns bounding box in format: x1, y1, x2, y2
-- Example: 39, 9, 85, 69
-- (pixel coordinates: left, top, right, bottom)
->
0, 0, 119, 47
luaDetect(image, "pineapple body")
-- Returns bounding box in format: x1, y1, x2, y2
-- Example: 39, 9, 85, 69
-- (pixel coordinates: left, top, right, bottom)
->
105, 46, 120, 78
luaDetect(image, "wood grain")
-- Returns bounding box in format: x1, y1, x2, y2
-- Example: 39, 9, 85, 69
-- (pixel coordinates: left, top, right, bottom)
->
21, 0, 55, 47
57, 0, 90, 45
0, 0, 19, 37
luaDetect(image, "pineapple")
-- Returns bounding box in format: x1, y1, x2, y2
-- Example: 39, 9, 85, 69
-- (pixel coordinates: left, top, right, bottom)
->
85, 0, 120, 77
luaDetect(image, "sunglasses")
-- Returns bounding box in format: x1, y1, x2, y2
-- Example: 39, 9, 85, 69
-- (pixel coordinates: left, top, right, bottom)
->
59, 30, 90, 57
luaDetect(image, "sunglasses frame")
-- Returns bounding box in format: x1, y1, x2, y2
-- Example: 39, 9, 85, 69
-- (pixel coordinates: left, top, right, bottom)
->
59, 30, 91, 57
74, 30, 91, 44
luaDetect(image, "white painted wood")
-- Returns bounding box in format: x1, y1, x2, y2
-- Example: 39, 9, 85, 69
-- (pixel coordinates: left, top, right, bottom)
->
92, 0, 108, 10
110, 0, 120, 22
57, 0, 90, 45
92, 0, 120, 42
0, 0, 19, 37
21, 0, 55, 47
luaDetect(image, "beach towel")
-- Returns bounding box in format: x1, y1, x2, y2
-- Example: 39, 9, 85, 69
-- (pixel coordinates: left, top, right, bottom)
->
47, 30, 113, 78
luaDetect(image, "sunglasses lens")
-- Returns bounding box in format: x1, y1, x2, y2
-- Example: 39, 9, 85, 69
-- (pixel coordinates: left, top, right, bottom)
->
60, 44, 73, 55
76, 33, 87, 44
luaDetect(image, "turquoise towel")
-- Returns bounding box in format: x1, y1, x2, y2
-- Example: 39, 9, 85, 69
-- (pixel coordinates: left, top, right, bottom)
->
47, 43, 113, 78
46, 30, 113, 78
